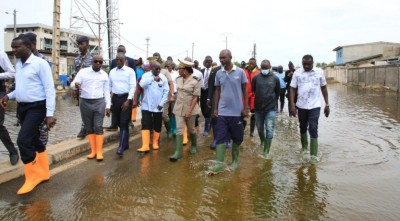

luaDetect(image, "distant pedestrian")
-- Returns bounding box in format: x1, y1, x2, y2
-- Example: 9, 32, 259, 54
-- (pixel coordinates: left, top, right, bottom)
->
252, 60, 280, 158
207, 49, 249, 175
276, 65, 286, 113
243, 58, 260, 137
1, 36, 56, 194
169, 59, 201, 161
200, 56, 213, 136
285, 61, 296, 117
289, 55, 330, 163
71, 55, 111, 161
109, 52, 136, 155
133, 62, 169, 152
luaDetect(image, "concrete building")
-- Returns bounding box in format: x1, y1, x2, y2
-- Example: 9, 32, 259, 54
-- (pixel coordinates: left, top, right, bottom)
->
4, 23, 101, 85
333, 41, 400, 67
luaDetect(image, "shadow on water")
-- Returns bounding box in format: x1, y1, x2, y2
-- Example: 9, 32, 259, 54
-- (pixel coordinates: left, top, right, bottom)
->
0, 84, 400, 220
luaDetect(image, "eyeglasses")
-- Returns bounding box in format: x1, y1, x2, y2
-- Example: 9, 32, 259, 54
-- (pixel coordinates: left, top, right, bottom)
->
93, 60, 103, 64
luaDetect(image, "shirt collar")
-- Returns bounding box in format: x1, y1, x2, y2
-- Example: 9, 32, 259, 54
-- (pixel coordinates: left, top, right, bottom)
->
23, 53, 35, 64
117, 65, 126, 71
222, 65, 237, 73
300, 67, 316, 73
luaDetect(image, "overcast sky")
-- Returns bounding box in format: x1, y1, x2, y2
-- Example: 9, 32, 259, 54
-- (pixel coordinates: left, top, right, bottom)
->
1, 0, 399, 67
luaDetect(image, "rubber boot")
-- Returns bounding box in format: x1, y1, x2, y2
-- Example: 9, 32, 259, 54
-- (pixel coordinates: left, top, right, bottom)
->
137, 130, 150, 152
263, 139, 272, 158
17, 154, 46, 195
95, 134, 104, 161
310, 138, 318, 164
203, 118, 211, 136
164, 121, 172, 138
152, 132, 160, 150
250, 115, 256, 137
259, 131, 266, 147
183, 127, 188, 145
117, 130, 128, 155
170, 135, 183, 161
37, 151, 50, 181
131, 107, 137, 122
229, 143, 240, 170
190, 133, 197, 154
170, 115, 177, 136
87, 134, 97, 159
208, 144, 226, 175
210, 121, 217, 150
301, 133, 308, 153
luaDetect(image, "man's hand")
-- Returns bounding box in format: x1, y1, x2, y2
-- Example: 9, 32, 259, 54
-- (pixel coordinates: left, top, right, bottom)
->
290, 104, 297, 117
324, 106, 330, 117
154, 76, 161, 82
241, 108, 250, 118
157, 105, 163, 111
169, 94, 175, 103
213, 109, 218, 118
45, 117, 56, 131
121, 100, 130, 111
132, 101, 138, 108
0, 95, 9, 109
106, 108, 111, 117
75, 82, 81, 89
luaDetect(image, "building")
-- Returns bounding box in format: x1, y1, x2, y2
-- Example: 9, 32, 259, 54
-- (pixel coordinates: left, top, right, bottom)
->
4, 23, 101, 85
333, 41, 400, 67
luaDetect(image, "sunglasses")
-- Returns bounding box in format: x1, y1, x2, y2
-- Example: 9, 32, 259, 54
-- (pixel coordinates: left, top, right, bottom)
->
93, 60, 103, 64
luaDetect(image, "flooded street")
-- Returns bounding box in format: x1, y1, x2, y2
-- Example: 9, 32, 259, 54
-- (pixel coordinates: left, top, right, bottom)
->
0, 83, 399, 220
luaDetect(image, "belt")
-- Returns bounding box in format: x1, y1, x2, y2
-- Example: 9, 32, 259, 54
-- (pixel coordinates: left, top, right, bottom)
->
18, 100, 46, 106
113, 93, 129, 97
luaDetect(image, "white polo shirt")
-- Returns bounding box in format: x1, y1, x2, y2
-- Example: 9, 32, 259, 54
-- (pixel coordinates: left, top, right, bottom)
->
290, 67, 327, 110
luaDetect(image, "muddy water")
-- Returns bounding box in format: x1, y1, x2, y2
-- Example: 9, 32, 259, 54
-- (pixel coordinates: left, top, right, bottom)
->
0, 84, 399, 220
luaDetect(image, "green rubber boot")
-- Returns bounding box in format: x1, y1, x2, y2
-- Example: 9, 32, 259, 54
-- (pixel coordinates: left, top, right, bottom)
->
310, 138, 318, 164
301, 133, 308, 153
263, 139, 272, 158
164, 121, 172, 138
208, 144, 226, 175
190, 133, 197, 154
169, 135, 183, 161
229, 143, 240, 170
259, 132, 266, 147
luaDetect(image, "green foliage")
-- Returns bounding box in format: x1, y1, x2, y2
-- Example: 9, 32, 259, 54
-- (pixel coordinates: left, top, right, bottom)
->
316, 61, 336, 68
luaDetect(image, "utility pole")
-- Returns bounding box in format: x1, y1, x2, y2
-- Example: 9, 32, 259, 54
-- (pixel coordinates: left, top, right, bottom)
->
13, 10, 16, 38
225, 35, 228, 49
192, 42, 194, 60
145, 37, 150, 59
253, 43, 256, 60
52, 0, 61, 82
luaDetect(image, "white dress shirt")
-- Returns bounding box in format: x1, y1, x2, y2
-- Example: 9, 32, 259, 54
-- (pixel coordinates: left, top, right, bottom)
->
290, 67, 327, 110
202, 67, 211, 89
71, 66, 111, 109
8, 54, 56, 116
109, 66, 136, 99
0, 51, 15, 79
139, 71, 169, 112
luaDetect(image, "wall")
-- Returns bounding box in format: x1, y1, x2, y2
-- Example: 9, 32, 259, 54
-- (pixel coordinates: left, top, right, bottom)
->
325, 65, 400, 92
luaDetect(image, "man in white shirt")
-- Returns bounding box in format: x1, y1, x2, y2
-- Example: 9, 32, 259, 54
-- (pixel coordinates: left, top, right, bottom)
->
1, 36, 56, 194
289, 54, 330, 164
200, 56, 213, 136
0, 50, 19, 166
109, 52, 136, 155
71, 55, 111, 161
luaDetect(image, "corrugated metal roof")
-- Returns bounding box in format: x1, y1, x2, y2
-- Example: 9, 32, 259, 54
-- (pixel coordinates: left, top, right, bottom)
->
332, 41, 400, 51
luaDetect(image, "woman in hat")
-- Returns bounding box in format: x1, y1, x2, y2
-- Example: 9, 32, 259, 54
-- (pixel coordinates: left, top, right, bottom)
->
169, 59, 201, 161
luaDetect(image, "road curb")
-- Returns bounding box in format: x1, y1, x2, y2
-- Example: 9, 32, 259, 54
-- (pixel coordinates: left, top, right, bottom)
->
0, 123, 141, 185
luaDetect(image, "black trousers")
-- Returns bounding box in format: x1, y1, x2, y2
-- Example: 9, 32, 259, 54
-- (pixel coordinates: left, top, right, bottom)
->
17, 100, 46, 164
0, 92, 17, 155
111, 94, 132, 131
141, 110, 162, 132
200, 88, 211, 118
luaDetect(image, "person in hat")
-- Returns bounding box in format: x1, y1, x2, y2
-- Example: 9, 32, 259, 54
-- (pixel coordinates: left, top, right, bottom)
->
108, 52, 136, 155
74, 36, 94, 138
71, 55, 111, 161
0, 36, 56, 194
133, 61, 169, 152
169, 59, 201, 161
207, 49, 249, 175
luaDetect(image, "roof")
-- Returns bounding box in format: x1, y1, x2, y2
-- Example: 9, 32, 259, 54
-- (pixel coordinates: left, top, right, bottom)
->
4, 23, 96, 39
346, 54, 383, 64
333, 41, 400, 51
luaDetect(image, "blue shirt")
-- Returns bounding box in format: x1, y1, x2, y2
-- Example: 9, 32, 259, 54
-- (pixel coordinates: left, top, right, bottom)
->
215, 66, 247, 116
136, 67, 145, 82
109, 66, 137, 99
74, 52, 93, 73
276, 72, 286, 89
8, 54, 56, 116
139, 71, 169, 112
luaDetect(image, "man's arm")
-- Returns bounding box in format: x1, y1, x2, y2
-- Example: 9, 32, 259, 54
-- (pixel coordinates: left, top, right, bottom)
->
0, 52, 15, 79
213, 86, 221, 117
241, 83, 250, 117
321, 85, 329, 117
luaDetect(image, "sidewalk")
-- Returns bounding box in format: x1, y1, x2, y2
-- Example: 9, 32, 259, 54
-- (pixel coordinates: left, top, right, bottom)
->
0, 123, 141, 185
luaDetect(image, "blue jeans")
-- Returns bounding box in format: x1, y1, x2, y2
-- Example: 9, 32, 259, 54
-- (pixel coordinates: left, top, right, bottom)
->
255, 110, 276, 140
298, 107, 320, 138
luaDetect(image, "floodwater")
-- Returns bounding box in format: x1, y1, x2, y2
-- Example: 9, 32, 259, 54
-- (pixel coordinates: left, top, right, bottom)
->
0, 83, 399, 220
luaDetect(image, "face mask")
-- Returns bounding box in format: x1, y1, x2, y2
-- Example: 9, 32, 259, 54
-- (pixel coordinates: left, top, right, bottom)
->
261, 69, 270, 75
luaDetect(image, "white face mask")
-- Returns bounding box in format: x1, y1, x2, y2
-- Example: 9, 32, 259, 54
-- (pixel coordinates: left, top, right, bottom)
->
261, 69, 270, 75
